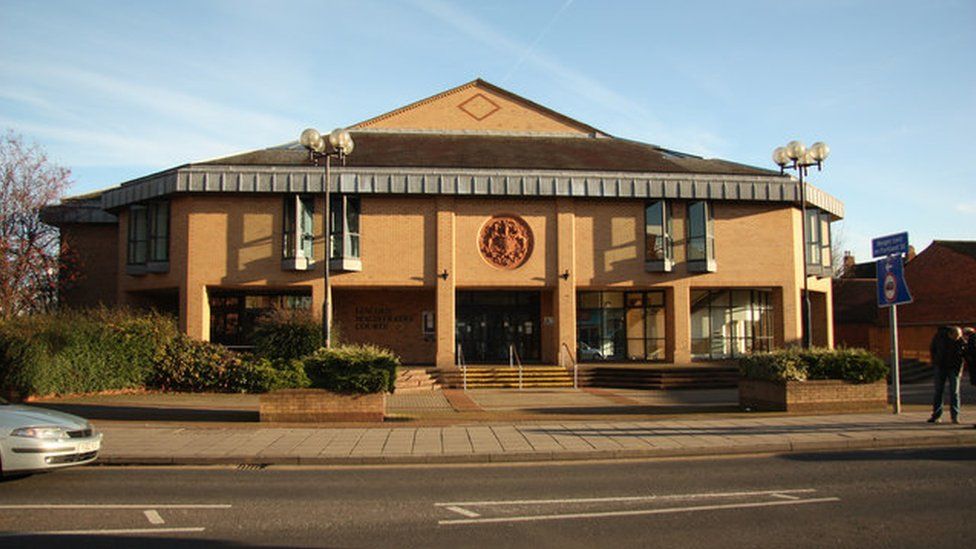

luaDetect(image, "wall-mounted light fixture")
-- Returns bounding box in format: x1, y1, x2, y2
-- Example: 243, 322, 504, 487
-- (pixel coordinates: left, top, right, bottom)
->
559, 269, 570, 280
439, 269, 449, 280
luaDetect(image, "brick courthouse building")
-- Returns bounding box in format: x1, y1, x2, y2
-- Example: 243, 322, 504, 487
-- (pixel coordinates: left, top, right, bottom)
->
44, 80, 842, 370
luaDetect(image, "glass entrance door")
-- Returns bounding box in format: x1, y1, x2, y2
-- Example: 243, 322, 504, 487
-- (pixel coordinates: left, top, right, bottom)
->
456, 291, 541, 363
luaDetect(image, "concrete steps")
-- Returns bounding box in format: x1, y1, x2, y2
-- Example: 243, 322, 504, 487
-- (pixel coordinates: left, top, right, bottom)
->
890, 359, 933, 385
582, 366, 740, 390
435, 366, 574, 389
394, 368, 441, 393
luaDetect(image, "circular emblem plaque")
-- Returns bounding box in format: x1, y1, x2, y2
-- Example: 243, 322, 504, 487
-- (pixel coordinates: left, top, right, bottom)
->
479, 215, 533, 270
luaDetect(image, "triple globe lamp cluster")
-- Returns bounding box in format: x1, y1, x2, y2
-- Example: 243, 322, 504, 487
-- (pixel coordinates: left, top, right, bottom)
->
772, 140, 830, 172
300, 127, 354, 157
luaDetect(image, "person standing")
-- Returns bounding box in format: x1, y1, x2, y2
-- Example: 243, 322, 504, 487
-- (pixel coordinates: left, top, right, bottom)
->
964, 327, 976, 428
928, 325, 965, 424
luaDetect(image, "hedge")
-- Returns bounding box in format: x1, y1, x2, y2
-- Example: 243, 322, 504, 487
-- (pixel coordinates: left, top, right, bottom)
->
738, 347, 888, 383
302, 344, 399, 394
0, 308, 312, 398
0, 308, 177, 398
251, 308, 322, 362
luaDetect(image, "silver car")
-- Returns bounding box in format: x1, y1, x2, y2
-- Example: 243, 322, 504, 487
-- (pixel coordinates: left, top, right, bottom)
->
0, 397, 102, 475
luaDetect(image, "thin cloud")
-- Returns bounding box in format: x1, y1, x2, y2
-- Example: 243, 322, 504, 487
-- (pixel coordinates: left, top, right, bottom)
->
957, 202, 976, 214
411, 0, 726, 156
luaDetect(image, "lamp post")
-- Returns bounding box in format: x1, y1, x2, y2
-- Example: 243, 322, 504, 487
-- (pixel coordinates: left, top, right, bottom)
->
773, 140, 829, 349
300, 127, 355, 348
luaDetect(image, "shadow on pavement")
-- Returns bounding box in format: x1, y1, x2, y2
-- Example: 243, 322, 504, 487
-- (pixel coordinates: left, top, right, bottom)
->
780, 445, 976, 463
31, 403, 258, 423
521, 422, 951, 437
0, 536, 311, 548
522, 405, 740, 415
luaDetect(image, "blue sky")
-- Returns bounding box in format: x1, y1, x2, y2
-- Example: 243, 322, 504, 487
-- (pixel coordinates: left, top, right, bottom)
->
2, 0, 973, 261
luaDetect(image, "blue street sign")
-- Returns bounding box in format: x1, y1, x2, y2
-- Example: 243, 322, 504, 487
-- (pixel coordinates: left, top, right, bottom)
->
872, 232, 909, 258
877, 255, 912, 307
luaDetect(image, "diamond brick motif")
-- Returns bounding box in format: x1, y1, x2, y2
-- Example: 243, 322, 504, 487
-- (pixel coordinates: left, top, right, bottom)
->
457, 93, 501, 121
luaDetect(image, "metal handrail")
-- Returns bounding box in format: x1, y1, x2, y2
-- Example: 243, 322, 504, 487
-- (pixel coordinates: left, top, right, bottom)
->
457, 343, 467, 391
509, 343, 523, 390
560, 342, 578, 389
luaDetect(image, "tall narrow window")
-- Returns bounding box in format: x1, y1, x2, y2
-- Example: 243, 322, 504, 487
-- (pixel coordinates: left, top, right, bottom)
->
127, 206, 148, 266
819, 212, 832, 273
803, 209, 833, 277
687, 201, 716, 272
127, 201, 169, 274
148, 202, 169, 263
645, 200, 673, 272
329, 195, 362, 271
282, 195, 315, 271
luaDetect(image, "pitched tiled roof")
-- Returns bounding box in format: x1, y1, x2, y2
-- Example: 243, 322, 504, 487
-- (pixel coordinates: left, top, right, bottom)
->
936, 240, 976, 261
203, 132, 779, 177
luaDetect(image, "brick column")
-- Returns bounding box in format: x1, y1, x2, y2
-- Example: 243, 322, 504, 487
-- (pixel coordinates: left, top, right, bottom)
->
671, 283, 692, 363
435, 197, 456, 368
180, 283, 210, 341
555, 198, 577, 363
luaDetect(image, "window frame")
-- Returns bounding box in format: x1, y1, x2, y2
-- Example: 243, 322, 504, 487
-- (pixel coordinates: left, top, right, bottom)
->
644, 200, 673, 272
282, 194, 315, 271
686, 201, 716, 272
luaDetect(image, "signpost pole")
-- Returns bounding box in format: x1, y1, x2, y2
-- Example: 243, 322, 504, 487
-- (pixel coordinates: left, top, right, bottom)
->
890, 304, 901, 414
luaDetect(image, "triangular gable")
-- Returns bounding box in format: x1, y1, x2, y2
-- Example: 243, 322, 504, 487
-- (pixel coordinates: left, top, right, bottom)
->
352, 79, 605, 135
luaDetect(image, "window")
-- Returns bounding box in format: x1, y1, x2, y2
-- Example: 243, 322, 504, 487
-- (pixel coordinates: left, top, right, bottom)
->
690, 289, 773, 360
127, 206, 147, 266
330, 194, 360, 259
209, 291, 312, 347
687, 201, 716, 272
577, 290, 667, 362
127, 201, 169, 273
148, 202, 169, 262
804, 209, 833, 277
645, 200, 673, 272
329, 194, 362, 271
282, 195, 315, 270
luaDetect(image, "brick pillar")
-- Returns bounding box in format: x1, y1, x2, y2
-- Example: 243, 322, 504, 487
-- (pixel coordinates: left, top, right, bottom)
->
555, 198, 577, 363
435, 197, 456, 368
672, 283, 691, 363
180, 283, 210, 341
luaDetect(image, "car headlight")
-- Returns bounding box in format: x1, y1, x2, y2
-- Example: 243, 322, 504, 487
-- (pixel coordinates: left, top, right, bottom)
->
11, 426, 69, 439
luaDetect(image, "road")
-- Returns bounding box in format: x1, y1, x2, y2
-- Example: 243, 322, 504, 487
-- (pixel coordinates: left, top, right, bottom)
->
2, 446, 974, 548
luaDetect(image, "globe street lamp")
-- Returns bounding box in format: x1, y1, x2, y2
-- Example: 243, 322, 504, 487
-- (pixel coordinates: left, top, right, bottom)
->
773, 140, 830, 349
300, 127, 355, 348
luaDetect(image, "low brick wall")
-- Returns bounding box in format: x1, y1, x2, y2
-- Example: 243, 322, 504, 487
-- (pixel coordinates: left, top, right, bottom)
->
260, 389, 386, 422
739, 379, 888, 413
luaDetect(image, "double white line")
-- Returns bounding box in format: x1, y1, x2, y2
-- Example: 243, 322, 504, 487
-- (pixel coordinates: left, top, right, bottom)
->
436, 488, 840, 525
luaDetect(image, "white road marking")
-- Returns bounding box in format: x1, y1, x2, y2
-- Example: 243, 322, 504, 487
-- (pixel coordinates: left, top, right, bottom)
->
435, 488, 818, 507
144, 510, 165, 524
771, 493, 800, 500
0, 527, 206, 537
439, 497, 841, 525
444, 506, 481, 518
0, 504, 231, 510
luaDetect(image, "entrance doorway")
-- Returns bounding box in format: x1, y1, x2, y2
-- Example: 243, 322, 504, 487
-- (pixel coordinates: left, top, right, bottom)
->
456, 291, 540, 363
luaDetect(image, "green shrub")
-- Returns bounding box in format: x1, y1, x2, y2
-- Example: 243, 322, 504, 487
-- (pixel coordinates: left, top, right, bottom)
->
251, 308, 322, 361
0, 308, 178, 398
302, 344, 399, 394
229, 356, 311, 393
738, 347, 888, 384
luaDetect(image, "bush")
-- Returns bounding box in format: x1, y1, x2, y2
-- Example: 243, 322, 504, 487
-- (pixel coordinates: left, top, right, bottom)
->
738, 347, 888, 384
0, 308, 178, 398
251, 308, 322, 362
302, 344, 399, 394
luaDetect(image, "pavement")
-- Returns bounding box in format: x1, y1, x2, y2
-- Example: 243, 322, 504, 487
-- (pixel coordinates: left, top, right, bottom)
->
30, 382, 976, 466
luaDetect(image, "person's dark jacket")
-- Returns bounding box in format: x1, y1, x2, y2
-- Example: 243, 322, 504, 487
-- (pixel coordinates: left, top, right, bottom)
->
967, 334, 976, 385
930, 327, 964, 373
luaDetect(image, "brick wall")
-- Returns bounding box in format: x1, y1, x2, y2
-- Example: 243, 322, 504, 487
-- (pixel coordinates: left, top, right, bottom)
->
739, 379, 888, 413
259, 389, 385, 422
60, 223, 119, 308
333, 289, 436, 364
